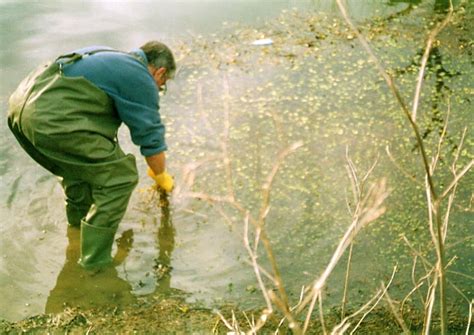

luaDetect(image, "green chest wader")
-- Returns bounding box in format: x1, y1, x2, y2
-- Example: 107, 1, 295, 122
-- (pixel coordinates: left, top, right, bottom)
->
8, 51, 140, 269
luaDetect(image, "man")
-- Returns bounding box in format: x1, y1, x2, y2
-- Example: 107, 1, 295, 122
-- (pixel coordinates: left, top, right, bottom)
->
7, 41, 174, 269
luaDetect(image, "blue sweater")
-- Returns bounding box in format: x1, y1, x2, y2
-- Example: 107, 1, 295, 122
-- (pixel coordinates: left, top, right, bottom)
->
62, 46, 167, 157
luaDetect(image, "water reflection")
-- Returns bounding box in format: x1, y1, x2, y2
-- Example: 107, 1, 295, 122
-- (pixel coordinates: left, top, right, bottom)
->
45, 227, 136, 313
152, 192, 175, 295
45, 192, 177, 313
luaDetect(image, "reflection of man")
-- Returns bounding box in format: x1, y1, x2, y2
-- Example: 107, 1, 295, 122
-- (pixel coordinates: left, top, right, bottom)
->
153, 193, 176, 294
45, 227, 135, 313
8, 41, 175, 269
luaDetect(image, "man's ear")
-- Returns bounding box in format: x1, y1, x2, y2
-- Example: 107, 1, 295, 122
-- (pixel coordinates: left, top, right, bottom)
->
156, 67, 167, 78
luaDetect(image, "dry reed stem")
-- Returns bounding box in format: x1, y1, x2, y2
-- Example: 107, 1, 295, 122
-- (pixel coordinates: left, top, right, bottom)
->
196, 82, 216, 137
447, 280, 471, 304
447, 270, 474, 281
221, 74, 236, 201
401, 278, 427, 316
185, 141, 304, 331
252, 141, 305, 334
466, 300, 473, 335
350, 265, 398, 334
318, 292, 328, 335
275, 286, 307, 335
221, 141, 303, 334
431, 99, 451, 172
400, 255, 436, 315
345, 147, 360, 205
422, 276, 438, 335
243, 259, 275, 283
232, 310, 242, 334
442, 126, 467, 242
340, 149, 378, 320
303, 286, 319, 333
341, 243, 354, 319
269, 108, 288, 147
411, 11, 454, 122
335, 1, 456, 332
331, 286, 384, 334
336, 0, 437, 198
216, 310, 234, 331
383, 286, 410, 334
243, 213, 273, 313
411, 255, 426, 305
446, 235, 474, 249
174, 156, 223, 198
401, 236, 432, 269
385, 146, 421, 184
402, 237, 470, 305
297, 178, 388, 329
440, 159, 473, 201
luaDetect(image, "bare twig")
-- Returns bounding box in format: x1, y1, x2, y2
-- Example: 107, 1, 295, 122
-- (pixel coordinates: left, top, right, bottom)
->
411, 14, 453, 122
411, 255, 426, 305
385, 146, 420, 184
466, 300, 473, 335
255, 141, 305, 333
275, 286, 307, 335
341, 243, 354, 319
422, 276, 438, 335
447, 270, 474, 281
431, 98, 451, 171
345, 146, 360, 205
350, 265, 398, 334
443, 127, 468, 241
183, 191, 235, 205
243, 213, 273, 312
331, 287, 384, 334
400, 256, 435, 316
298, 178, 389, 329
216, 310, 235, 331
319, 292, 328, 335
335, 2, 455, 332
440, 160, 473, 200
384, 287, 410, 334
401, 280, 426, 316
447, 280, 471, 304
336, 0, 437, 198
221, 74, 236, 201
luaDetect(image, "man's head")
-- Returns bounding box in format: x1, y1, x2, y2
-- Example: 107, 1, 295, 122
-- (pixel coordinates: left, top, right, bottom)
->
140, 41, 176, 91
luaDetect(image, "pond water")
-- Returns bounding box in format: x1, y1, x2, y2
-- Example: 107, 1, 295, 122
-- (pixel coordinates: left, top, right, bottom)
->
1, 0, 472, 322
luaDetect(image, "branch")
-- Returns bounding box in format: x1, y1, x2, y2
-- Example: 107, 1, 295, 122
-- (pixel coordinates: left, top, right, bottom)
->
411, 11, 454, 122
440, 160, 473, 200
335, 0, 451, 200
385, 146, 421, 185
350, 265, 398, 334
296, 178, 389, 316
384, 288, 410, 334
466, 300, 473, 335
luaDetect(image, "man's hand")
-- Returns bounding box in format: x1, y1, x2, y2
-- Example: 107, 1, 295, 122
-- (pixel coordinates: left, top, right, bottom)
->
147, 168, 174, 193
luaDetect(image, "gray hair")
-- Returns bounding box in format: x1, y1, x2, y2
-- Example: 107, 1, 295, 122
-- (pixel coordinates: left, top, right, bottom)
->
140, 41, 176, 78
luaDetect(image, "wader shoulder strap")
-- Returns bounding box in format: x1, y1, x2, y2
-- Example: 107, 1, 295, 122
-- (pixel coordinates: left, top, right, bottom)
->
55, 49, 145, 73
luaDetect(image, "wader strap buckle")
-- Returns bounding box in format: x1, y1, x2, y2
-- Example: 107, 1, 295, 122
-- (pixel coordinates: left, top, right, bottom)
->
55, 53, 84, 74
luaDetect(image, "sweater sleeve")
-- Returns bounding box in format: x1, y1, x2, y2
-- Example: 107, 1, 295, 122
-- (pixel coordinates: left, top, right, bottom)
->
102, 59, 167, 156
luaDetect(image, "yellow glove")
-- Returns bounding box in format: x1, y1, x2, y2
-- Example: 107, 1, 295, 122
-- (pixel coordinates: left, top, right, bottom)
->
147, 168, 174, 193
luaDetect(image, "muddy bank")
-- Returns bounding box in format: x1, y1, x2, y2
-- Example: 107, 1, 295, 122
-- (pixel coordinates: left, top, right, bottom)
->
1, 298, 469, 334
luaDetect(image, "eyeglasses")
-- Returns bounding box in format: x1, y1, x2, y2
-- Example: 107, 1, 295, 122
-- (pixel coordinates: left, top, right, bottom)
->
159, 83, 168, 94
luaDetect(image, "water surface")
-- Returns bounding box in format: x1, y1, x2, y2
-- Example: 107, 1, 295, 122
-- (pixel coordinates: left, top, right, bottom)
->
1, 0, 472, 322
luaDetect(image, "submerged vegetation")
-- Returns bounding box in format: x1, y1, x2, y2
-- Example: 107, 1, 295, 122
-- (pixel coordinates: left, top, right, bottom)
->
2, 0, 472, 333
